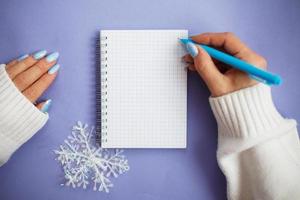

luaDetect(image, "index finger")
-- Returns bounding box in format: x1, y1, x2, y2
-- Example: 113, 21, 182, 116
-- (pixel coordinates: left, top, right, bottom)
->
190, 32, 251, 58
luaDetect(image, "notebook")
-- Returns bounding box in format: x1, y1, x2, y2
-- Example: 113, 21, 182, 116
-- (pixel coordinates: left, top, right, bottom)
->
99, 30, 187, 148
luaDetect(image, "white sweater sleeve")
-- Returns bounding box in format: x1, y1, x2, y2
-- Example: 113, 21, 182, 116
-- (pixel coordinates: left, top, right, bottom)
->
209, 83, 300, 200
0, 64, 48, 166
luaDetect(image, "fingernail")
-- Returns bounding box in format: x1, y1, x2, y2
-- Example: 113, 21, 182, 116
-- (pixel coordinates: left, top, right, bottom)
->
48, 64, 60, 74
33, 50, 47, 60
17, 54, 29, 61
41, 99, 52, 113
46, 52, 59, 63
186, 42, 198, 58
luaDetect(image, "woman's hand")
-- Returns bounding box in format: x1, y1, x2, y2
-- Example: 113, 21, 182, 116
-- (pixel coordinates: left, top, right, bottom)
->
5, 50, 60, 112
182, 32, 267, 97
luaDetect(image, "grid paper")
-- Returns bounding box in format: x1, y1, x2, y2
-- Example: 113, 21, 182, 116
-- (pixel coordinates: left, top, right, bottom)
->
101, 30, 187, 148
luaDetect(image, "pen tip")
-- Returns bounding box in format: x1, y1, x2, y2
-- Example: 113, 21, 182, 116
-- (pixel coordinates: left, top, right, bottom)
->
179, 38, 190, 44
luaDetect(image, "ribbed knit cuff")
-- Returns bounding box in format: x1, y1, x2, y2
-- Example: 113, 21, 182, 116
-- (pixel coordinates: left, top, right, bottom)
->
209, 84, 286, 138
0, 64, 48, 166
209, 83, 298, 156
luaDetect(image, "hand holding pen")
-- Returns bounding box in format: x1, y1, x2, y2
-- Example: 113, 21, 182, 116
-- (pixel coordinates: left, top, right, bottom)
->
181, 32, 279, 97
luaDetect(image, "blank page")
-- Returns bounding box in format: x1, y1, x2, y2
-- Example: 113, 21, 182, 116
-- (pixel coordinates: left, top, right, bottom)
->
100, 30, 187, 148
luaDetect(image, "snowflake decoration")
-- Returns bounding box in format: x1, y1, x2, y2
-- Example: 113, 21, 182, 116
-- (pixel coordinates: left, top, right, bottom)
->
54, 121, 130, 193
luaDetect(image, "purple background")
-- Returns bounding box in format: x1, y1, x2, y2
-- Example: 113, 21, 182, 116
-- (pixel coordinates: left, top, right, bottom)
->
0, 0, 299, 199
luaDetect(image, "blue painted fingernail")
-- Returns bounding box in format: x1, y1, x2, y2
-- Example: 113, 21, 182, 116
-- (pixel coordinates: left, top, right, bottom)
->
33, 50, 47, 60
48, 64, 60, 74
41, 99, 52, 113
46, 52, 59, 63
186, 42, 198, 58
17, 54, 29, 61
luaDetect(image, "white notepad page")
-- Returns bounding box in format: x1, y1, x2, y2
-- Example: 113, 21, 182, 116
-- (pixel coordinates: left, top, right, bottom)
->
100, 30, 187, 148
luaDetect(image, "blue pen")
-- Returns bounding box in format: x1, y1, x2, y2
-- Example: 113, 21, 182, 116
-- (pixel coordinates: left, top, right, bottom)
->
180, 38, 282, 85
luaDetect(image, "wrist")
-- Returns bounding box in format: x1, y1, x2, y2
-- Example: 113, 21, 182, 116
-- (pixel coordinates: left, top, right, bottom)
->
211, 77, 258, 97
209, 83, 283, 137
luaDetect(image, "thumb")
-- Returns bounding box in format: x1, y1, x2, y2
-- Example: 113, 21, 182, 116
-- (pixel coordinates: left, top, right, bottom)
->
186, 42, 226, 93
36, 99, 52, 113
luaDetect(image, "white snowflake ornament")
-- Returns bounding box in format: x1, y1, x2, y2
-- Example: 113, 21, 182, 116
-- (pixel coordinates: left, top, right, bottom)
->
54, 121, 129, 193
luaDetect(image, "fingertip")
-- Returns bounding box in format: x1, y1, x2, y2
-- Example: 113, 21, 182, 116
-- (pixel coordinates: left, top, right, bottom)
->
33, 50, 47, 60
36, 102, 43, 110
187, 64, 196, 71
37, 99, 52, 113
182, 54, 194, 64
190, 33, 211, 44
17, 54, 29, 61
193, 45, 210, 61
48, 64, 60, 75
186, 42, 199, 58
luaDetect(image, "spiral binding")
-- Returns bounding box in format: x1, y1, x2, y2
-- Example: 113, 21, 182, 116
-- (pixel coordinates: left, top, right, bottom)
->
98, 35, 109, 145
95, 35, 101, 144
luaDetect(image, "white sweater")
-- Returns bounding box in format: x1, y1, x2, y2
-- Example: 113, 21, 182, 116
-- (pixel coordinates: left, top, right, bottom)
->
0, 64, 299, 199
209, 83, 300, 199
0, 65, 48, 165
